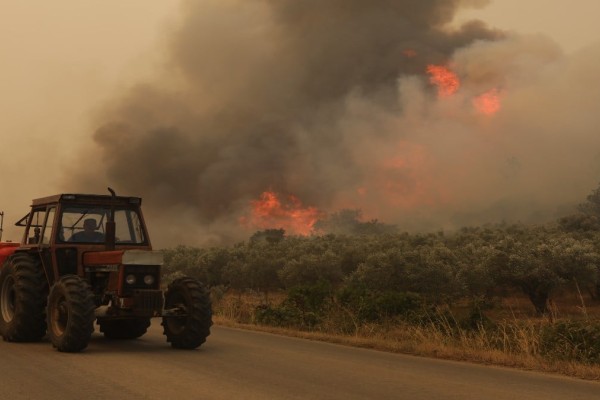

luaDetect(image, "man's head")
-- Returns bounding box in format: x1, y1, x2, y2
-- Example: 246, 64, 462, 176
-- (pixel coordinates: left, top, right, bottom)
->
83, 218, 97, 233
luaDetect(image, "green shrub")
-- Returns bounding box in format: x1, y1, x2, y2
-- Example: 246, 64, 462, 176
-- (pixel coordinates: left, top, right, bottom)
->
254, 304, 301, 327
286, 282, 331, 314
337, 285, 423, 322
540, 320, 600, 364
252, 282, 331, 329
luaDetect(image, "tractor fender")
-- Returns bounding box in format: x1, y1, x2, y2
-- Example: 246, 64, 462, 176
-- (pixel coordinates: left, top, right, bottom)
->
0, 243, 19, 267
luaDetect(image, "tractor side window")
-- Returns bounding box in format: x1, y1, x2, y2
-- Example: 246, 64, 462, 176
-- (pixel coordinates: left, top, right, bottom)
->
115, 209, 145, 244
26, 210, 45, 244
41, 208, 56, 244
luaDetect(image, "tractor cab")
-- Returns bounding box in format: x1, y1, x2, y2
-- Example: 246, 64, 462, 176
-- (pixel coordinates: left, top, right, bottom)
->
19, 193, 149, 245
16, 193, 151, 279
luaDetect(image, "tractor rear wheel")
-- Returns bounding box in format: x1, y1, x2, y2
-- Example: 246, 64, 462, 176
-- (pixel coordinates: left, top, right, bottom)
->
0, 253, 48, 341
98, 318, 151, 339
162, 277, 212, 349
47, 275, 95, 352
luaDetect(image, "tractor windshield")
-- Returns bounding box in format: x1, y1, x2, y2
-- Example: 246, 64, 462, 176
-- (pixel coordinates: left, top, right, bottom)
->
59, 206, 146, 244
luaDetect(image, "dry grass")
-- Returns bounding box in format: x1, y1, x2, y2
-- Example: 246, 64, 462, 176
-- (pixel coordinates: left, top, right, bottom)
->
212, 291, 600, 381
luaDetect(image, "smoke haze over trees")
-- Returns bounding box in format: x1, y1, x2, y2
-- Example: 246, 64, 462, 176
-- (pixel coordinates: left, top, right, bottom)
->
66, 0, 600, 246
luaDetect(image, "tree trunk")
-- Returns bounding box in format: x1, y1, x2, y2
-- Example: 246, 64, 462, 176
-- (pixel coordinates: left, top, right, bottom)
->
524, 287, 549, 315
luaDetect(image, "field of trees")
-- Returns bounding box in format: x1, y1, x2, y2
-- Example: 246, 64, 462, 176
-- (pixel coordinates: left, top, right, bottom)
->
162, 187, 600, 377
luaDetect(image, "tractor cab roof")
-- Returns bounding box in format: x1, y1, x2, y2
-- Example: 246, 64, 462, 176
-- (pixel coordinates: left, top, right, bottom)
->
31, 194, 142, 208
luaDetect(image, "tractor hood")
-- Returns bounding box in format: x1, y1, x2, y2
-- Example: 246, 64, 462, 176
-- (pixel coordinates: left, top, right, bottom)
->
83, 249, 164, 266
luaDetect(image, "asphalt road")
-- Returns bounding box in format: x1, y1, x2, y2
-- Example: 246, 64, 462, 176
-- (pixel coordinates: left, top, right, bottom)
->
1, 323, 599, 399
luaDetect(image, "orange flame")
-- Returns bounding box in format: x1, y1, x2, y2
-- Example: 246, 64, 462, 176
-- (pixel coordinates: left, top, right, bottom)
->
427, 65, 460, 97
242, 191, 323, 235
473, 88, 501, 116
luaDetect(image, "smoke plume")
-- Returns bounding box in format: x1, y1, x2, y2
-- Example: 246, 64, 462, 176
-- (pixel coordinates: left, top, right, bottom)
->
68, 0, 600, 246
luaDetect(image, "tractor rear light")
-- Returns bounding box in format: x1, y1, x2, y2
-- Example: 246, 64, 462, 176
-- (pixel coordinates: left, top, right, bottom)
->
125, 274, 137, 285
143, 275, 155, 285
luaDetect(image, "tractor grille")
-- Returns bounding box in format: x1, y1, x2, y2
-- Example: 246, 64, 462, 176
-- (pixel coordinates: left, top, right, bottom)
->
133, 290, 164, 315
122, 265, 160, 295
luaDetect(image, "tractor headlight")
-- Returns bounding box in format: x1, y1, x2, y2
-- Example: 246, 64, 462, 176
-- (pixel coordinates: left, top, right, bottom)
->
143, 275, 155, 285
125, 274, 137, 285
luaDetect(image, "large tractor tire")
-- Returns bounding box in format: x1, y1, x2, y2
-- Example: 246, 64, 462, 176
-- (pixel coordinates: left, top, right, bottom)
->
98, 318, 151, 340
47, 275, 95, 352
162, 277, 212, 349
0, 253, 48, 342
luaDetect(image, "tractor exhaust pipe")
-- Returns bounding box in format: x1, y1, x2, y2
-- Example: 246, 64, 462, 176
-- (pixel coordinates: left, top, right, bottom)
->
106, 188, 117, 251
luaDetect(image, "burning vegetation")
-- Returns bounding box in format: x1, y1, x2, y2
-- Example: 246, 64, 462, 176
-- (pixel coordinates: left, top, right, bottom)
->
241, 191, 323, 236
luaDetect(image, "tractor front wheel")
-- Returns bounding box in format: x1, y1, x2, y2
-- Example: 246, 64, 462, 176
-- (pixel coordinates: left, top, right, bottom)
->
47, 275, 95, 352
162, 277, 212, 349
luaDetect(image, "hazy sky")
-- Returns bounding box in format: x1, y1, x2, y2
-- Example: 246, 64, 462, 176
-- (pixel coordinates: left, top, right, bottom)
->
1, 1, 175, 241
1, 0, 600, 244
455, 0, 600, 53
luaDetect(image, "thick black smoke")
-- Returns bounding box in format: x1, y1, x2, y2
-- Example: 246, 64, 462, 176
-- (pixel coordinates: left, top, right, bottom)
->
69, 0, 507, 245
72, 0, 600, 246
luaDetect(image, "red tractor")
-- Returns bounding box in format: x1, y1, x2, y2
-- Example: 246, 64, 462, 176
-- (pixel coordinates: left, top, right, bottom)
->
0, 189, 212, 352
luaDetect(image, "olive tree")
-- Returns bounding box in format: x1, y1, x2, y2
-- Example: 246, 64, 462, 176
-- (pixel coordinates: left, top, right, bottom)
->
499, 229, 599, 314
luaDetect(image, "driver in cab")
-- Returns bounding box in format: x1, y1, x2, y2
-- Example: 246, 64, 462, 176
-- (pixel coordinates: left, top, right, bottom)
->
69, 218, 105, 242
